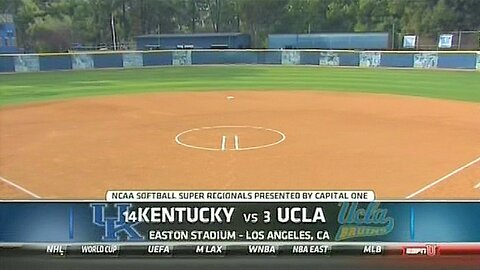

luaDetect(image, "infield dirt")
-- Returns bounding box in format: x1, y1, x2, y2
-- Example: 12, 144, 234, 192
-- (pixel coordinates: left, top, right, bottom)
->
1, 91, 479, 199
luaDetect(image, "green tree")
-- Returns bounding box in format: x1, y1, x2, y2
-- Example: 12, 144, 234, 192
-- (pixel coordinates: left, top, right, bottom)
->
3, 0, 480, 51
355, 0, 393, 32
238, 0, 289, 47
14, 0, 42, 50
27, 14, 73, 52
323, 0, 357, 32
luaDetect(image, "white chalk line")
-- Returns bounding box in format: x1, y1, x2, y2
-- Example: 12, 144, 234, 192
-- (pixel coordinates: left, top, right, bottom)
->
221, 135, 227, 151
175, 126, 286, 151
406, 155, 480, 199
0, 175, 41, 199
234, 135, 239, 150
474, 182, 480, 189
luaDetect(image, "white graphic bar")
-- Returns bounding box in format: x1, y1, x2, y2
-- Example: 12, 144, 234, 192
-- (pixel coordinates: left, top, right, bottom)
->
106, 190, 375, 202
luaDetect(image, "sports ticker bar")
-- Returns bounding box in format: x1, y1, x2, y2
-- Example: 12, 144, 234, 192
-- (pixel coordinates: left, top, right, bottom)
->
3, 243, 480, 257
1, 199, 480, 259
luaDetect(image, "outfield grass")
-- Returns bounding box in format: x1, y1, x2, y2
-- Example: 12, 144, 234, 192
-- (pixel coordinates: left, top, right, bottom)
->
1, 66, 479, 106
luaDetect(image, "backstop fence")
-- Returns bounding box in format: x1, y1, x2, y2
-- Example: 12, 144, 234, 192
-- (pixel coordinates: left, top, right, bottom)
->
0, 49, 479, 73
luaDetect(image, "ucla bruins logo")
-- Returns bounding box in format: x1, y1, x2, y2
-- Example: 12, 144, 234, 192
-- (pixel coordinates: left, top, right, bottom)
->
335, 202, 394, 241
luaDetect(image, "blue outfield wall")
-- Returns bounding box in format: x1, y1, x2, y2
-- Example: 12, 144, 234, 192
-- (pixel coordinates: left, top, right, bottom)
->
300, 51, 320, 65
257, 51, 281, 64
380, 53, 414, 68
39, 55, 72, 71
192, 50, 258, 64
338, 52, 360, 66
437, 53, 477, 69
142, 51, 172, 66
0, 50, 479, 73
92, 53, 123, 68
0, 55, 15, 72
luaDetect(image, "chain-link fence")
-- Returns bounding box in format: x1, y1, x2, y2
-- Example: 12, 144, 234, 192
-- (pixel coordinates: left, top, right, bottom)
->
67, 30, 479, 52
69, 41, 137, 52
397, 30, 479, 50
0, 14, 13, 24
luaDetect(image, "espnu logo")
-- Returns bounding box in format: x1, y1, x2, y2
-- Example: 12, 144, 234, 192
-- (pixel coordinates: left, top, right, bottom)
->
403, 244, 437, 257
91, 203, 144, 241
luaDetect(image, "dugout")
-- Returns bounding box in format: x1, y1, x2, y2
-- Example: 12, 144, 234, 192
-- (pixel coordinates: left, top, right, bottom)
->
136, 33, 251, 50
268, 32, 390, 50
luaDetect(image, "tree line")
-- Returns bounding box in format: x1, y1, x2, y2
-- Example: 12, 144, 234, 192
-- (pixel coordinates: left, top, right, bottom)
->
1, 0, 479, 52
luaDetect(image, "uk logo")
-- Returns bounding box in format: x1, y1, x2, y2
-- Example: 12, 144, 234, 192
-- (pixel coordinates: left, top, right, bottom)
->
91, 203, 144, 241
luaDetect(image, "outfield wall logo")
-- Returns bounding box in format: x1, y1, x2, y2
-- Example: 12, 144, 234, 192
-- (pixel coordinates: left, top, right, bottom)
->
359, 52, 381, 68
172, 50, 192, 65
14, 55, 40, 72
91, 203, 144, 241
476, 53, 480, 70
319, 52, 339, 66
414, 53, 438, 69
72, 54, 94, 70
281, 50, 301, 65
335, 202, 394, 241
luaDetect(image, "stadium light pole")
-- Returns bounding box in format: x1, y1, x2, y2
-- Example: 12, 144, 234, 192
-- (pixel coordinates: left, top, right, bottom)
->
457, 30, 462, 50
391, 22, 396, 49
111, 14, 117, 51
